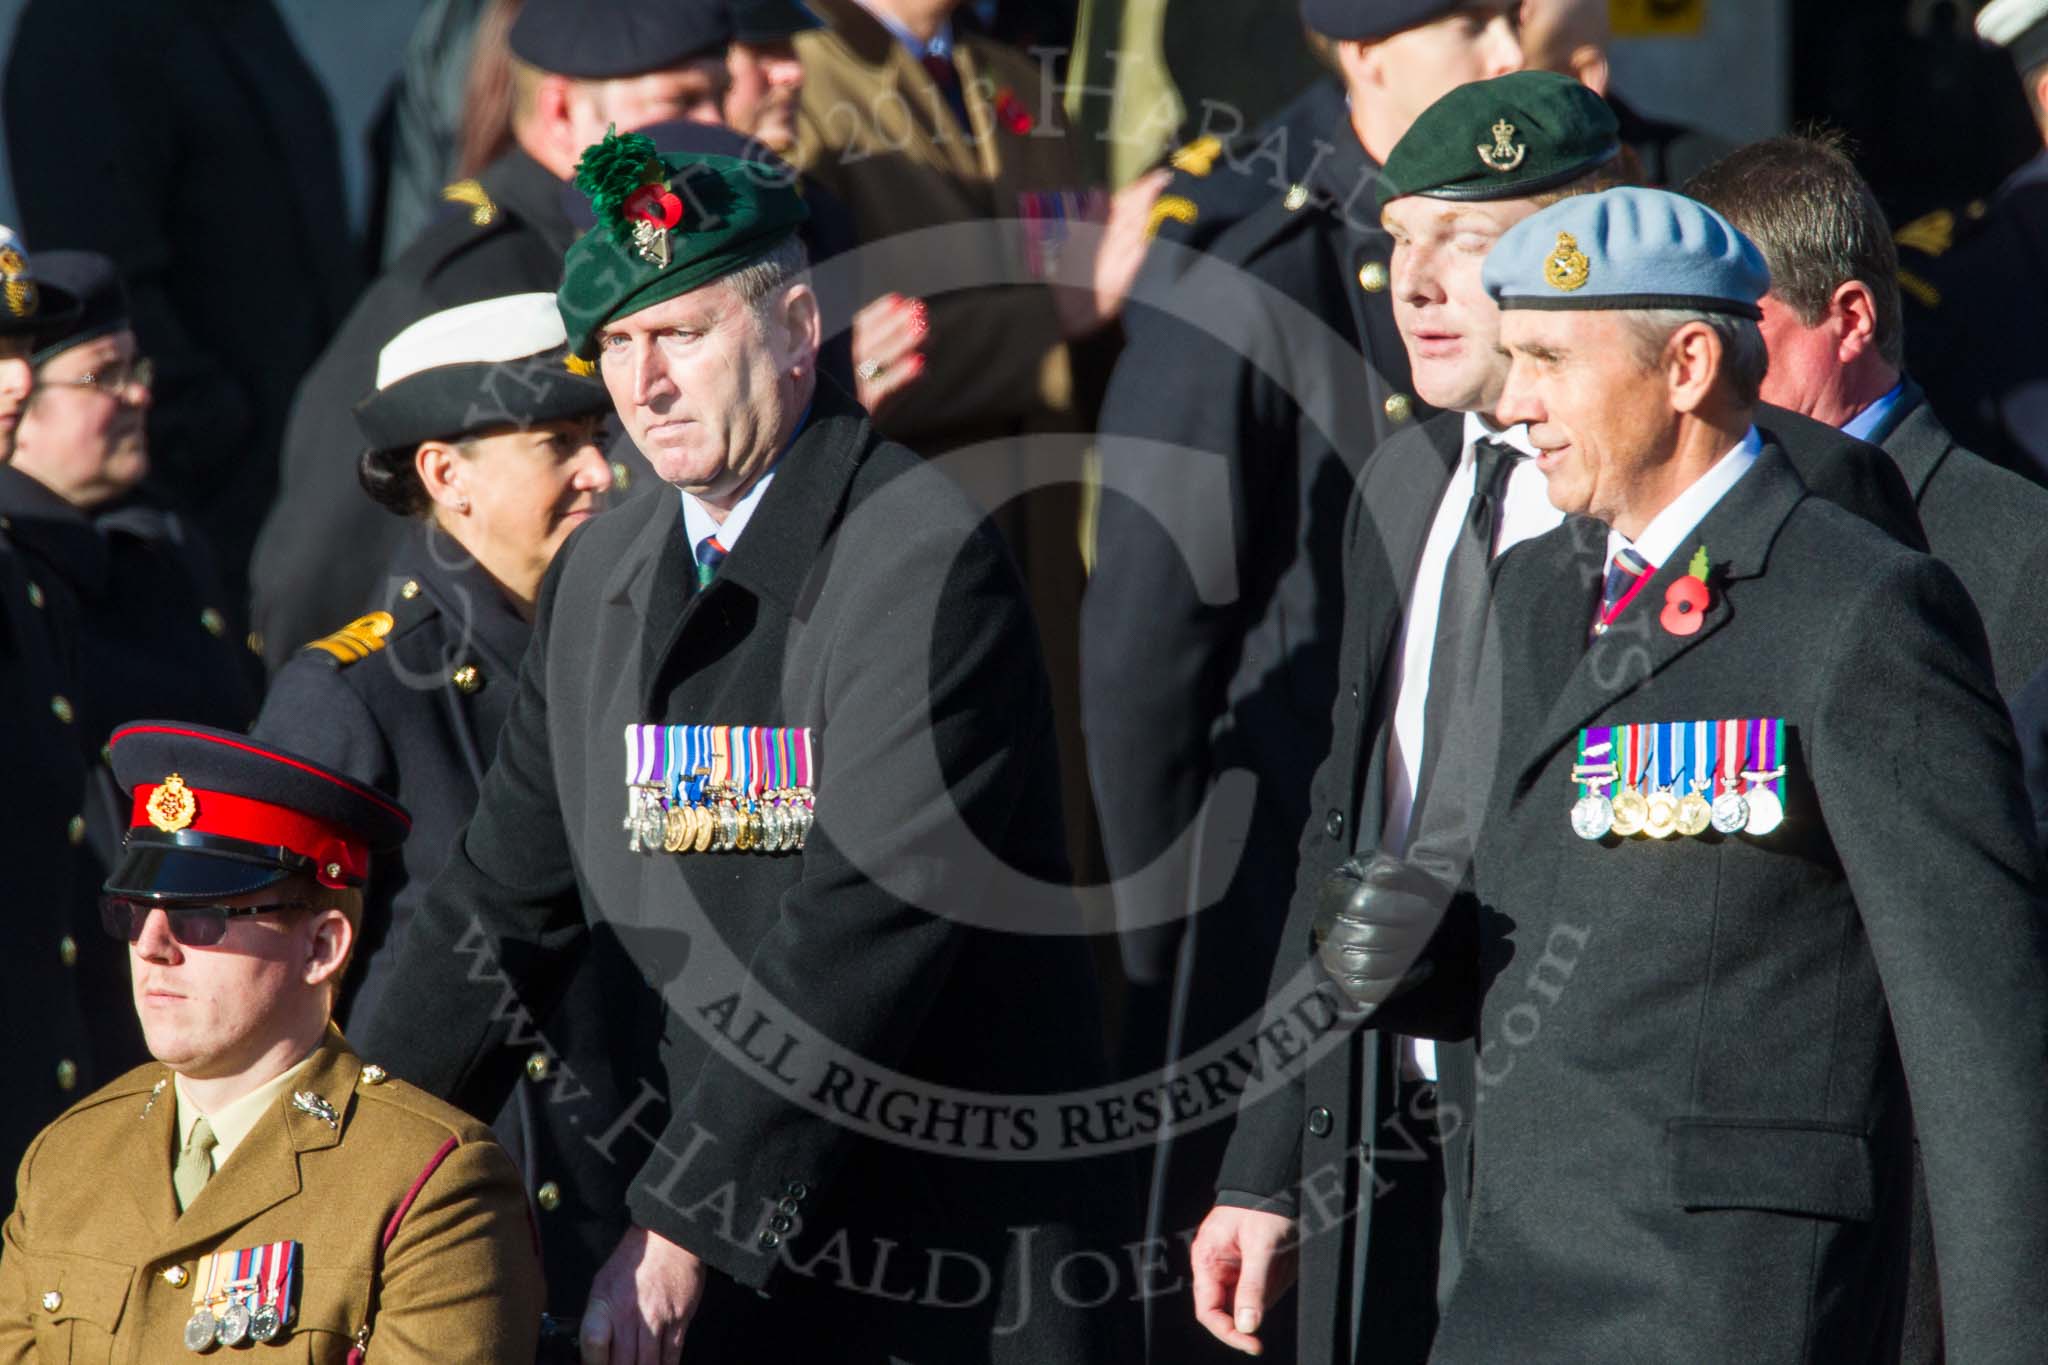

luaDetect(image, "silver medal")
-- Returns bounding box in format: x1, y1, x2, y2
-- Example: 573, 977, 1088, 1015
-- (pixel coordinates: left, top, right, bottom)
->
1743, 785, 1784, 837
184, 1309, 219, 1353
1570, 794, 1613, 841
1710, 790, 1749, 835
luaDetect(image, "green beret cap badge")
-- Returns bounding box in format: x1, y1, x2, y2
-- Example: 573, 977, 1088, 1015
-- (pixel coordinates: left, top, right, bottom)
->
1478, 119, 1527, 174
557, 128, 811, 360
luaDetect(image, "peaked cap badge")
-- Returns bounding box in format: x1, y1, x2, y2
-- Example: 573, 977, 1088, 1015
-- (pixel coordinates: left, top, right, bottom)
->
148, 773, 198, 833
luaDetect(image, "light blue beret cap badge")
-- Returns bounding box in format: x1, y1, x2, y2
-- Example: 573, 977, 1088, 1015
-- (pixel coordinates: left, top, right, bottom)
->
1483, 186, 1769, 319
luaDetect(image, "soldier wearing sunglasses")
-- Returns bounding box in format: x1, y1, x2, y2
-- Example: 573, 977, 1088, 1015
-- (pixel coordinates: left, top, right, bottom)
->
0, 721, 543, 1362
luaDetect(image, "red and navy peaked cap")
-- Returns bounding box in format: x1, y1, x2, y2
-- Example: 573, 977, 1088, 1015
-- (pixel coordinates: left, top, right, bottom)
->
105, 722, 411, 901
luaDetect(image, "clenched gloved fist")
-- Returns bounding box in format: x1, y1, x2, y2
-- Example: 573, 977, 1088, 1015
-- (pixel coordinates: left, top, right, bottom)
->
1312, 854, 1453, 1010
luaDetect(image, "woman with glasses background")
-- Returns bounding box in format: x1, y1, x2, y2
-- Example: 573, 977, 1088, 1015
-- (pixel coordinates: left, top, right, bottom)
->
0, 248, 260, 1083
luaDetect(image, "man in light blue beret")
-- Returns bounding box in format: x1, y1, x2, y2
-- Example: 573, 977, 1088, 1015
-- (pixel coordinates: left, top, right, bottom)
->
1380, 184, 2048, 1363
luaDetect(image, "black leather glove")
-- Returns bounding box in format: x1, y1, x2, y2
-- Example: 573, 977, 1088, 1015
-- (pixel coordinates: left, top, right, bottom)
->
1312, 854, 1453, 1010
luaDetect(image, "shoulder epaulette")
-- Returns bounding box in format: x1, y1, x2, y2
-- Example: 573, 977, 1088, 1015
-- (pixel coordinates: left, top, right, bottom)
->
303, 611, 395, 666
1170, 135, 1224, 178
440, 178, 498, 227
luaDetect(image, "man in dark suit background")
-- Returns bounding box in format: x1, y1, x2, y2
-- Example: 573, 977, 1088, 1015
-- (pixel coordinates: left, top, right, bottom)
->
1688, 133, 2048, 700
1414, 185, 2048, 1363
351, 136, 1135, 1363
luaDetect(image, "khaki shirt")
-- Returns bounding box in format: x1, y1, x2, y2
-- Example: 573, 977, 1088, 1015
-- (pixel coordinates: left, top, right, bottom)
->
0, 1031, 541, 1364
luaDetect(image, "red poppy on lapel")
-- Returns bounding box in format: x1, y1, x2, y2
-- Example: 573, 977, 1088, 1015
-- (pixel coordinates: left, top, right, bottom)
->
1660, 547, 1711, 637
994, 89, 1035, 134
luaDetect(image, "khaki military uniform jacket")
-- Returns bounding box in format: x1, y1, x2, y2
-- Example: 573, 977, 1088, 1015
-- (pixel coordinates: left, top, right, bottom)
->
0, 1032, 541, 1364
793, 0, 1092, 450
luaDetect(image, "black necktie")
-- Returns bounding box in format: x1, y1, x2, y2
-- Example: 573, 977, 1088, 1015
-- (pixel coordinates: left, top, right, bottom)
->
921, 51, 970, 129
1408, 437, 1519, 840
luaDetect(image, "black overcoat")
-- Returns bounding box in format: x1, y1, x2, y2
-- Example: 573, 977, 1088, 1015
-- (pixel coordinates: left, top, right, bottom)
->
351, 395, 1138, 1362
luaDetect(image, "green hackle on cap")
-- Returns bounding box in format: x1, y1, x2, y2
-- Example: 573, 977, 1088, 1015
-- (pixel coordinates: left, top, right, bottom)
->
573, 126, 665, 248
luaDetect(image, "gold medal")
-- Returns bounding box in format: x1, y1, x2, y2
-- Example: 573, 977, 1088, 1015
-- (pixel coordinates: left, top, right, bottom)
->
1609, 787, 1649, 837
663, 806, 688, 853
1676, 788, 1714, 837
1644, 788, 1680, 839
689, 805, 713, 854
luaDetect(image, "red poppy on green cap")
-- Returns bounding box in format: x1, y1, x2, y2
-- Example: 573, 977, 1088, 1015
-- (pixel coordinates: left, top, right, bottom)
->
557, 129, 810, 360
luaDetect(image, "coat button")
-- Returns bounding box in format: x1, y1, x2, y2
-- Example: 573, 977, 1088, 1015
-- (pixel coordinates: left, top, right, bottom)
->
400, 580, 421, 600
1358, 261, 1388, 293
360, 1065, 388, 1085
451, 664, 481, 694
25, 581, 42, 609
65, 815, 84, 845
99, 744, 112, 766
610, 461, 632, 491
39, 1291, 58, 1312
1283, 183, 1310, 211
161, 1265, 188, 1287
758, 1229, 782, 1250
1307, 1106, 1332, 1138
768, 1214, 793, 1234
776, 1196, 799, 1216
525, 1053, 552, 1082
57, 935, 75, 968
54, 1060, 76, 1091
1324, 810, 1344, 840
535, 1181, 562, 1212
1384, 393, 1414, 424
245, 631, 264, 656
49, 695, 72, 724
784, 1179, 808, 1200
199, 608, 226, 637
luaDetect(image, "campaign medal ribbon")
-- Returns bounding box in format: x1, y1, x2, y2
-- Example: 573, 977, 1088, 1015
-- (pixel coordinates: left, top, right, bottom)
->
622, 726, 666, 854
1644, 723, 1681, 839
1711, 716, 1749, 834
1676, 720, 1715, 836
1743, 717, 1786, 836
1570, 726, 1617, 840
184, 1252, 221, 1352
251, 1240, 298, 1343
1609, 724, 1650, 836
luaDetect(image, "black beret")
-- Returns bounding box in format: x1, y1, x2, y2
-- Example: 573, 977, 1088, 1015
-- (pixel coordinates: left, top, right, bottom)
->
731, 0, 821, 42
1299, 0, 1463, 42
31, 250, 130, 364
510, 0, 733, 78
354, 293, 612, 454
107, 721, 411, 900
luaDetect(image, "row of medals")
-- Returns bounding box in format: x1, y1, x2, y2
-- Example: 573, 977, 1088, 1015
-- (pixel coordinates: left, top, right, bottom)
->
630, 783, 815, 855
185, 1296, 287, 1351
1570, 770, 1784, 842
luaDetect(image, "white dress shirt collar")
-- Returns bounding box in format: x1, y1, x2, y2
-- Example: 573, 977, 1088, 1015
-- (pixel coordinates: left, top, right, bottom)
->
1606, 425, 1762, 573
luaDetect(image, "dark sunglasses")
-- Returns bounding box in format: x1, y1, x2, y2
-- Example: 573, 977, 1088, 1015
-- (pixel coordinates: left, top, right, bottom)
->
99, 896, 309, 948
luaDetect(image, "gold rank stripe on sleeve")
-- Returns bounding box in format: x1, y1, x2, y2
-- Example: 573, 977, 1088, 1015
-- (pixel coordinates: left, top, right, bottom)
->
304, 611, 395, 665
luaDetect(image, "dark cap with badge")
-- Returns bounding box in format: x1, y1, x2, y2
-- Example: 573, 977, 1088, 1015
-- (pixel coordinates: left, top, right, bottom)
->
31, 250, 131, 365
1300, 0, 1469, 42
1482, 186, 1769, 319
509, 0, 732, 78
731, 0, 821, 42
557, 128, 810, 360
0, 225, 79, 337
1378, 71, 1622, 208
105, 721, 411, 900
354, 292, 610, 459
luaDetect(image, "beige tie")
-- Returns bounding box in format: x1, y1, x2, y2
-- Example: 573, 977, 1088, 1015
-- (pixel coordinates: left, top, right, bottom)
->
174, 1117, 218, 1213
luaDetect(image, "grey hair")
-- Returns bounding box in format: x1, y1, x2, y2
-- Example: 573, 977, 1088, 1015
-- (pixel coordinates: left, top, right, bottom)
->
726, 236, 813, 325
1621, 308, 1770, 408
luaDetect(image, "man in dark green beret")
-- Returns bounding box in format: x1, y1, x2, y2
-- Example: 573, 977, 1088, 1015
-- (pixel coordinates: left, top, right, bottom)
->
352, 132, 1136, 1365
1184, 71, 1629, 1365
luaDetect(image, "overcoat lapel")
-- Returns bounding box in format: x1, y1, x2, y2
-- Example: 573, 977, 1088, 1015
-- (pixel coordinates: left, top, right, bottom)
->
1513, 444, 1810, 790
